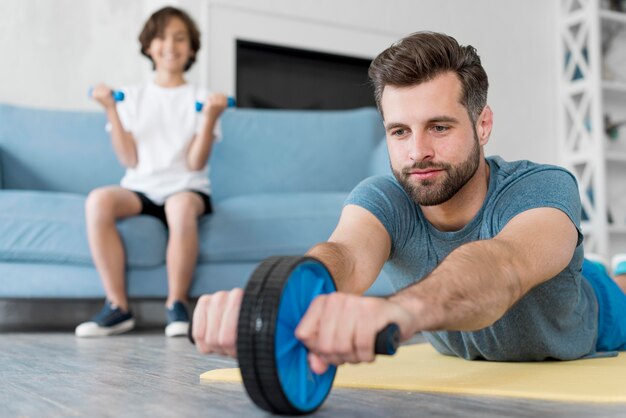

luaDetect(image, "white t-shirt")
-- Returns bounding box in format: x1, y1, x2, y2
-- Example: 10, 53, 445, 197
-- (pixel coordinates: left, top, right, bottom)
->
109, 82, 220, 204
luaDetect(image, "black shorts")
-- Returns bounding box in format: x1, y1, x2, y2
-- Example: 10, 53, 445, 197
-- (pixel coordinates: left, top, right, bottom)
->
132, 190, 213, 225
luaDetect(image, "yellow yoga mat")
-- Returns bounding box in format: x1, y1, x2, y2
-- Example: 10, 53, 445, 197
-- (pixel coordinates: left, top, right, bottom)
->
200, 343, 626, 403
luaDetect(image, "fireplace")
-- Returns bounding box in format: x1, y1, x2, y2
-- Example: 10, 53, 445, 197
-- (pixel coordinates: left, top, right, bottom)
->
235, 40, 376, 110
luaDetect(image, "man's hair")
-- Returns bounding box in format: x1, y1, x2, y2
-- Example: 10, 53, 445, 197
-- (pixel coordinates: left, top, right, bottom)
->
368, 31, 489, 124
139, 6, 201, 72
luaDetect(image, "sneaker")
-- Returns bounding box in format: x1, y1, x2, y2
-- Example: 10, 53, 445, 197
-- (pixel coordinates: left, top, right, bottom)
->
612, 254, 626, 276
75, 300, 135, 337
165, 301, 190, 337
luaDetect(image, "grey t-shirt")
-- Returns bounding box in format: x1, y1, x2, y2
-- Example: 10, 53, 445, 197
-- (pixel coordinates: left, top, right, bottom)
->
346, 156, 598, 361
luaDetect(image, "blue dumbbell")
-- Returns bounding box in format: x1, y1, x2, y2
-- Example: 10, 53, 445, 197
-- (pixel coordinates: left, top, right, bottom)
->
195, 97, 237, 112
89, 87, 235, 110
88, 87, 125, 102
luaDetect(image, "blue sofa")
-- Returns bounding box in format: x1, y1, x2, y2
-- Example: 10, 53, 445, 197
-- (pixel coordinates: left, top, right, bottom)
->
0, 103, 393, 299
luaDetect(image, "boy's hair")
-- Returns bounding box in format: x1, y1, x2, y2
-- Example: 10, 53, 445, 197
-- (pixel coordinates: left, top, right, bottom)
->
368, 31, 489, 124
139, 6, 201, 72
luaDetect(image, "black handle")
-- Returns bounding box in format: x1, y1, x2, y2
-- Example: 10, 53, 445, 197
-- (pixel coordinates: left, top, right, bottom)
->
189, 314, 400, 356
374, 323, 400, 355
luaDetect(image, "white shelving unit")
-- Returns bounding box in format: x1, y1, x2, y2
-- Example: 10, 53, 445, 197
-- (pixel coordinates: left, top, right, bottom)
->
557, 0, 626, 259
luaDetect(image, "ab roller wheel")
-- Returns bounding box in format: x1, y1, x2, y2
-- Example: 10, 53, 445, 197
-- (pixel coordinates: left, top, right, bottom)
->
191, 255, 400, 414
238, 256, 339, 414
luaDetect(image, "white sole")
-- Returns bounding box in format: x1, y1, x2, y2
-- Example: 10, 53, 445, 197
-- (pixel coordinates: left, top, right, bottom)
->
612, 254, 626, 275
165, 321, 189, 337
75, 318, 136, 338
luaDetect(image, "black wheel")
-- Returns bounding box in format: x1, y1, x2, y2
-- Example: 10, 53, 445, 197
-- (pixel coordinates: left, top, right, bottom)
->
237, 256, 337, 414
236, 256, 284, 413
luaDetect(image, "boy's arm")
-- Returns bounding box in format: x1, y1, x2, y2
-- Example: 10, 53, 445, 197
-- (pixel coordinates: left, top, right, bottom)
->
187, 93, 228, 171
105, 107, 138, 168
91, 84, 137, 168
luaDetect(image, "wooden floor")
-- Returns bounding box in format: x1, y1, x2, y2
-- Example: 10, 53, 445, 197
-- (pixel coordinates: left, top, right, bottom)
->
2, 330, 626, 418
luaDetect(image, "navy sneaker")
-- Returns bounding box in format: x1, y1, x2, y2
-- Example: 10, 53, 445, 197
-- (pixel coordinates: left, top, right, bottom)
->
165, 301, 190, 337
75, 300, 135, 337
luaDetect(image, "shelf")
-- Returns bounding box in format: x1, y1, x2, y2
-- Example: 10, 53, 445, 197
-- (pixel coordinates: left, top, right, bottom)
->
582, 223, 626, 234
560, 2, 626, 256
609, 225, 626, 234
567, 80, 588, 96
606, 151, 626, 162
565, 152, 591, 165
600, 9, 626, 24
565, 8, 587, 26
603, 80, 626, 94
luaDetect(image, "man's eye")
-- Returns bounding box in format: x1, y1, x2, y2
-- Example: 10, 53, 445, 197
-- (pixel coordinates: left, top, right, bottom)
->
432, 125, 448, 133
392, 129, 405, 136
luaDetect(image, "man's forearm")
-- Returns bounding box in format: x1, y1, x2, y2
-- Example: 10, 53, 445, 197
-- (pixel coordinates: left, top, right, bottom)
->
389, 238, 523, 334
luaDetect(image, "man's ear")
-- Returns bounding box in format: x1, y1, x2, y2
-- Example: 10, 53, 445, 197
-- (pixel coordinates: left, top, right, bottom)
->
477, 105, 493, 146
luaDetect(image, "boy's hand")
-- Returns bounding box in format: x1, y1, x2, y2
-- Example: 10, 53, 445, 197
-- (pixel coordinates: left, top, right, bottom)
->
202, 93, 228, 120
91, 84, 116, 109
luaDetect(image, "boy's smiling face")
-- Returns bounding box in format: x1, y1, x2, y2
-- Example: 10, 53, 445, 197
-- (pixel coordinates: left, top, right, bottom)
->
147, 17, 193, 74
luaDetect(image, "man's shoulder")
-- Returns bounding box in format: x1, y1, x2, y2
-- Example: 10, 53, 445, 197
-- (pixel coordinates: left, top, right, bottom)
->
350, 175, 407, 199
346, 175, 414, 218
488, 156, 576, 186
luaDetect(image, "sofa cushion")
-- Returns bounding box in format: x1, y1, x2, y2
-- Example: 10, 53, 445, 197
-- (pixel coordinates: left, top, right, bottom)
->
199, 193, 347, 262
0, 104, 124, 194
0, 190, 167, 268
211, 107, 385, 201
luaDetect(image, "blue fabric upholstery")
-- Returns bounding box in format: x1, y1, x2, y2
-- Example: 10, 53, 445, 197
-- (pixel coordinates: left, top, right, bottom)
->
0, 103, 393, 299
212, 107, 385, 200
0, 145, 4, 189
369, 136, 392, 177
199, 193, 346, 262
0, 190, 167, 268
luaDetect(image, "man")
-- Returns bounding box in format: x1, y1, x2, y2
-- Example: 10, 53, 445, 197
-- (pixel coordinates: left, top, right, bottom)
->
192, 31, 626, 373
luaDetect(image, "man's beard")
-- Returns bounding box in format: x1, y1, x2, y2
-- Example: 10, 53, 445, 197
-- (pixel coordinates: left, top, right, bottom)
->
392, 137, 481, 206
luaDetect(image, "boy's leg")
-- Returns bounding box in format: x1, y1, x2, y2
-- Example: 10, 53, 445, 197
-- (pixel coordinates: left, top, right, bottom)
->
85, 186, 142, 311
163, 191, 205, 307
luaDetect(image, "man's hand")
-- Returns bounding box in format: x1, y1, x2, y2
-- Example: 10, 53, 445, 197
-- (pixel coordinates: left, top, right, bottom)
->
294, 293, 414, 374
202, 93, 228, 121
192, 288, 244, 357
90, 83, 116, 110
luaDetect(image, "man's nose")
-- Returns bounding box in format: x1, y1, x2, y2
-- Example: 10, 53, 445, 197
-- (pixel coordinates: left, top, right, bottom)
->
407, 133, 434, 162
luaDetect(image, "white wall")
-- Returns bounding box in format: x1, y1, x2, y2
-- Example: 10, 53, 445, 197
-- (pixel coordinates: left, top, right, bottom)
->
0, 0, 558, 164
0, 0, 202, 110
